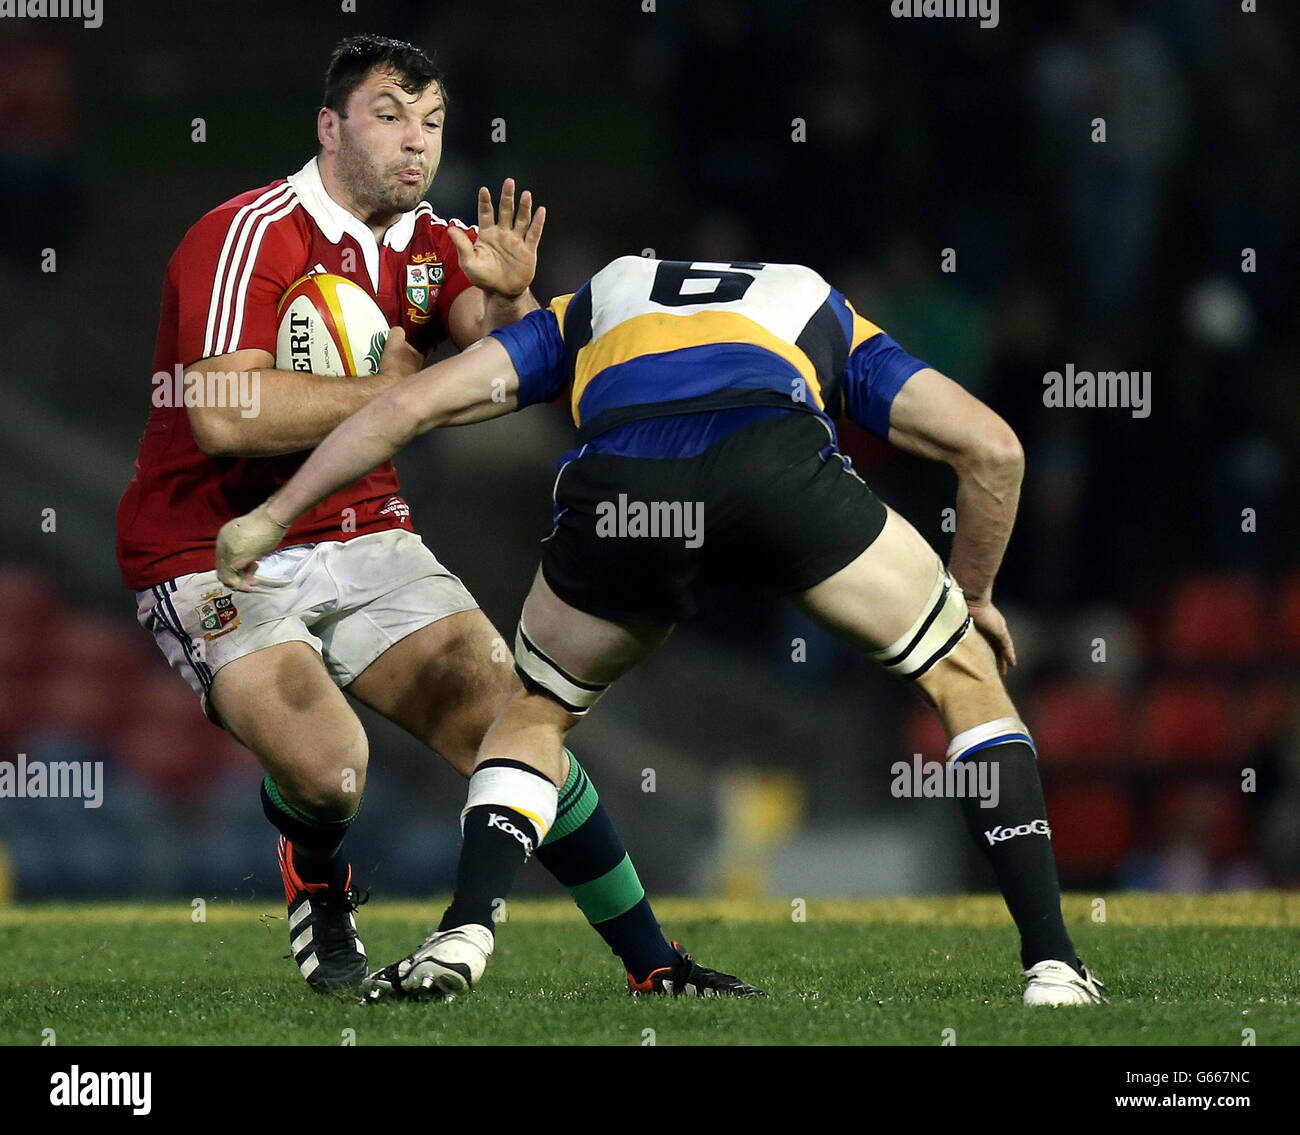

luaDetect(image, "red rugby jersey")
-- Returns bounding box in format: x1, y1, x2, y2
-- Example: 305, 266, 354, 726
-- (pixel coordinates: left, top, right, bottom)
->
116, 158, 477, 589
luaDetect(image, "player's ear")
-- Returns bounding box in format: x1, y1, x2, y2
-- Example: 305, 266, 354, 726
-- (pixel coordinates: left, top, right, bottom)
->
317, 106, 340, 151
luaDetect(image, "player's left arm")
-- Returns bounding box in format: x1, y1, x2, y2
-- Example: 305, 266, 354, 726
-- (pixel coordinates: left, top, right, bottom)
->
216, 337, 521, 590
884, 367, 1024, 612
837, 305, 1023, 670
445, 179, 546, 349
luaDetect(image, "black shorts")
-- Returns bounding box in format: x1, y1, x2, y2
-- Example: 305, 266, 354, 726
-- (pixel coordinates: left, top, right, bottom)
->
541, 411, 889, 625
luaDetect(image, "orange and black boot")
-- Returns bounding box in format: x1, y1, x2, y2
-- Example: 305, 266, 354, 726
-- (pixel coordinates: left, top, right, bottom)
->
277, 835, 369, 992
627, 942, 764, 998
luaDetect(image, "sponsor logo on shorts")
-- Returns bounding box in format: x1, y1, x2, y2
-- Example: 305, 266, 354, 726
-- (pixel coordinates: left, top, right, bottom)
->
891, 754, 1000, 809
1, 754, 103, 809
595, 493, 704, 548
984, 819, 1051, 846
487, 812, 534, 858
195, 590, 240, 640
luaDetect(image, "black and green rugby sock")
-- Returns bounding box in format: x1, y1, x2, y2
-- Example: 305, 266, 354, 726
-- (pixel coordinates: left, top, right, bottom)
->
261, 774, 361, 885
948, 723, 1078, 970
535, 751, 678, 982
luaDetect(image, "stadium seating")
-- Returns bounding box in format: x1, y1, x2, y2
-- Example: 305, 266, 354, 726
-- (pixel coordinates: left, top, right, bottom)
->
1161, 571, 1264, 666
1280, 572, 1300, 659
1031, 679, 1128, 768
903, 701, 950, 762
0, 557, 1284, 895
1042, 784, 1133, 874
1138, 679, 1245, 767
1152, 784, 1251, 864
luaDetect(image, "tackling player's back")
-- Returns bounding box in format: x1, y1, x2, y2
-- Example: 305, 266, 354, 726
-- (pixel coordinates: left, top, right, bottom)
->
491, 256, 931, 453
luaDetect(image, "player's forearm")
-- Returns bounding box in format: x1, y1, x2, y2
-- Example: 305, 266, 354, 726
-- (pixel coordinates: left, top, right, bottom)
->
947, 448, 1023, 604
406, 337, 521, 429
191, 369, 399, 458
265, 392, 416, 524
480, 288, 539, 336
263, 341, 519, 521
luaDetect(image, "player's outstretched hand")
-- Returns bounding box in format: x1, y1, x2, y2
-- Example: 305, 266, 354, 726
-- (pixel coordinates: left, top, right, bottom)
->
216, 503, 290, 592
967, 598, 1017, 675
447, 178, 545, 299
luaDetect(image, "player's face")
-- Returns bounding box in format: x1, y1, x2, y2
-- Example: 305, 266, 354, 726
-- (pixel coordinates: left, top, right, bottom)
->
335, 68, 444, 219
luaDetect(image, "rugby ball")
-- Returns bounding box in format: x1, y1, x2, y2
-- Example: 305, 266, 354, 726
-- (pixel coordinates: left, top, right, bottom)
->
275, 274, 390, 377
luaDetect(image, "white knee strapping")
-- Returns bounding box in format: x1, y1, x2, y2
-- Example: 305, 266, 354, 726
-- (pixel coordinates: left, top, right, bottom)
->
871, 565, 973, 679
514, 620, 608, 716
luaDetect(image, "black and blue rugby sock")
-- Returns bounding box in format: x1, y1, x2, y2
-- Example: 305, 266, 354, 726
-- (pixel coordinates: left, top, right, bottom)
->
948, 718, 1079, 970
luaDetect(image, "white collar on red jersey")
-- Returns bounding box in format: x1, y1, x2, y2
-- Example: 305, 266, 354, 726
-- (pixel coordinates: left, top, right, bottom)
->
286, 157, 426, 290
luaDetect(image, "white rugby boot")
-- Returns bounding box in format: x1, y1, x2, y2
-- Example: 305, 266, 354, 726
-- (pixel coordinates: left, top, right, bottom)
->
365, 923, 494, 1001
1023, 959, 1110, 1006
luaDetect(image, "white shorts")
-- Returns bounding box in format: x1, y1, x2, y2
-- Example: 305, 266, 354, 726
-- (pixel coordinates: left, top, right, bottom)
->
136, 529, 479, 718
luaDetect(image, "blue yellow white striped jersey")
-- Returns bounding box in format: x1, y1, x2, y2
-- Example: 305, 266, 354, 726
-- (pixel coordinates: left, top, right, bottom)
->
490, 257, 929, 454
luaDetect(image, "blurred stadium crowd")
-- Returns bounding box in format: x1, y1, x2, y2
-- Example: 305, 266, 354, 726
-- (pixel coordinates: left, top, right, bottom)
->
0, 0, 1296, 900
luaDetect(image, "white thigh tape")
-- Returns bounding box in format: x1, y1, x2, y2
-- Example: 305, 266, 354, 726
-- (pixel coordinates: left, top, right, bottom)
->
514, 620, 608, 716
870, 566, 972, 679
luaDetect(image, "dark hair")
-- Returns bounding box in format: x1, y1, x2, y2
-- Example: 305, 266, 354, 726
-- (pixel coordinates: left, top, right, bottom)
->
322, 34, 445, 114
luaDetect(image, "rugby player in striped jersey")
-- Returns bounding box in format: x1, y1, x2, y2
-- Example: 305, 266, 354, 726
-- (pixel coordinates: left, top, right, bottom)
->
219, 256, 1109, 1006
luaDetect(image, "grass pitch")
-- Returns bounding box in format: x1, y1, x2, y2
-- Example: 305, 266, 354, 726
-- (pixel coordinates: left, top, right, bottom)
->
1, 893, 1295, 1046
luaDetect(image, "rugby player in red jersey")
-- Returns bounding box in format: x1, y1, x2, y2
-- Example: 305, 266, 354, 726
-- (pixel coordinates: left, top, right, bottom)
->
117, 35, 758, 998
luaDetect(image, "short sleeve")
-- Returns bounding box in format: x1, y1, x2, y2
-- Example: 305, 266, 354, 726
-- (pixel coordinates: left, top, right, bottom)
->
174, 205, 302, 364
489, 301, 568, 407
840, 301, 929, 439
